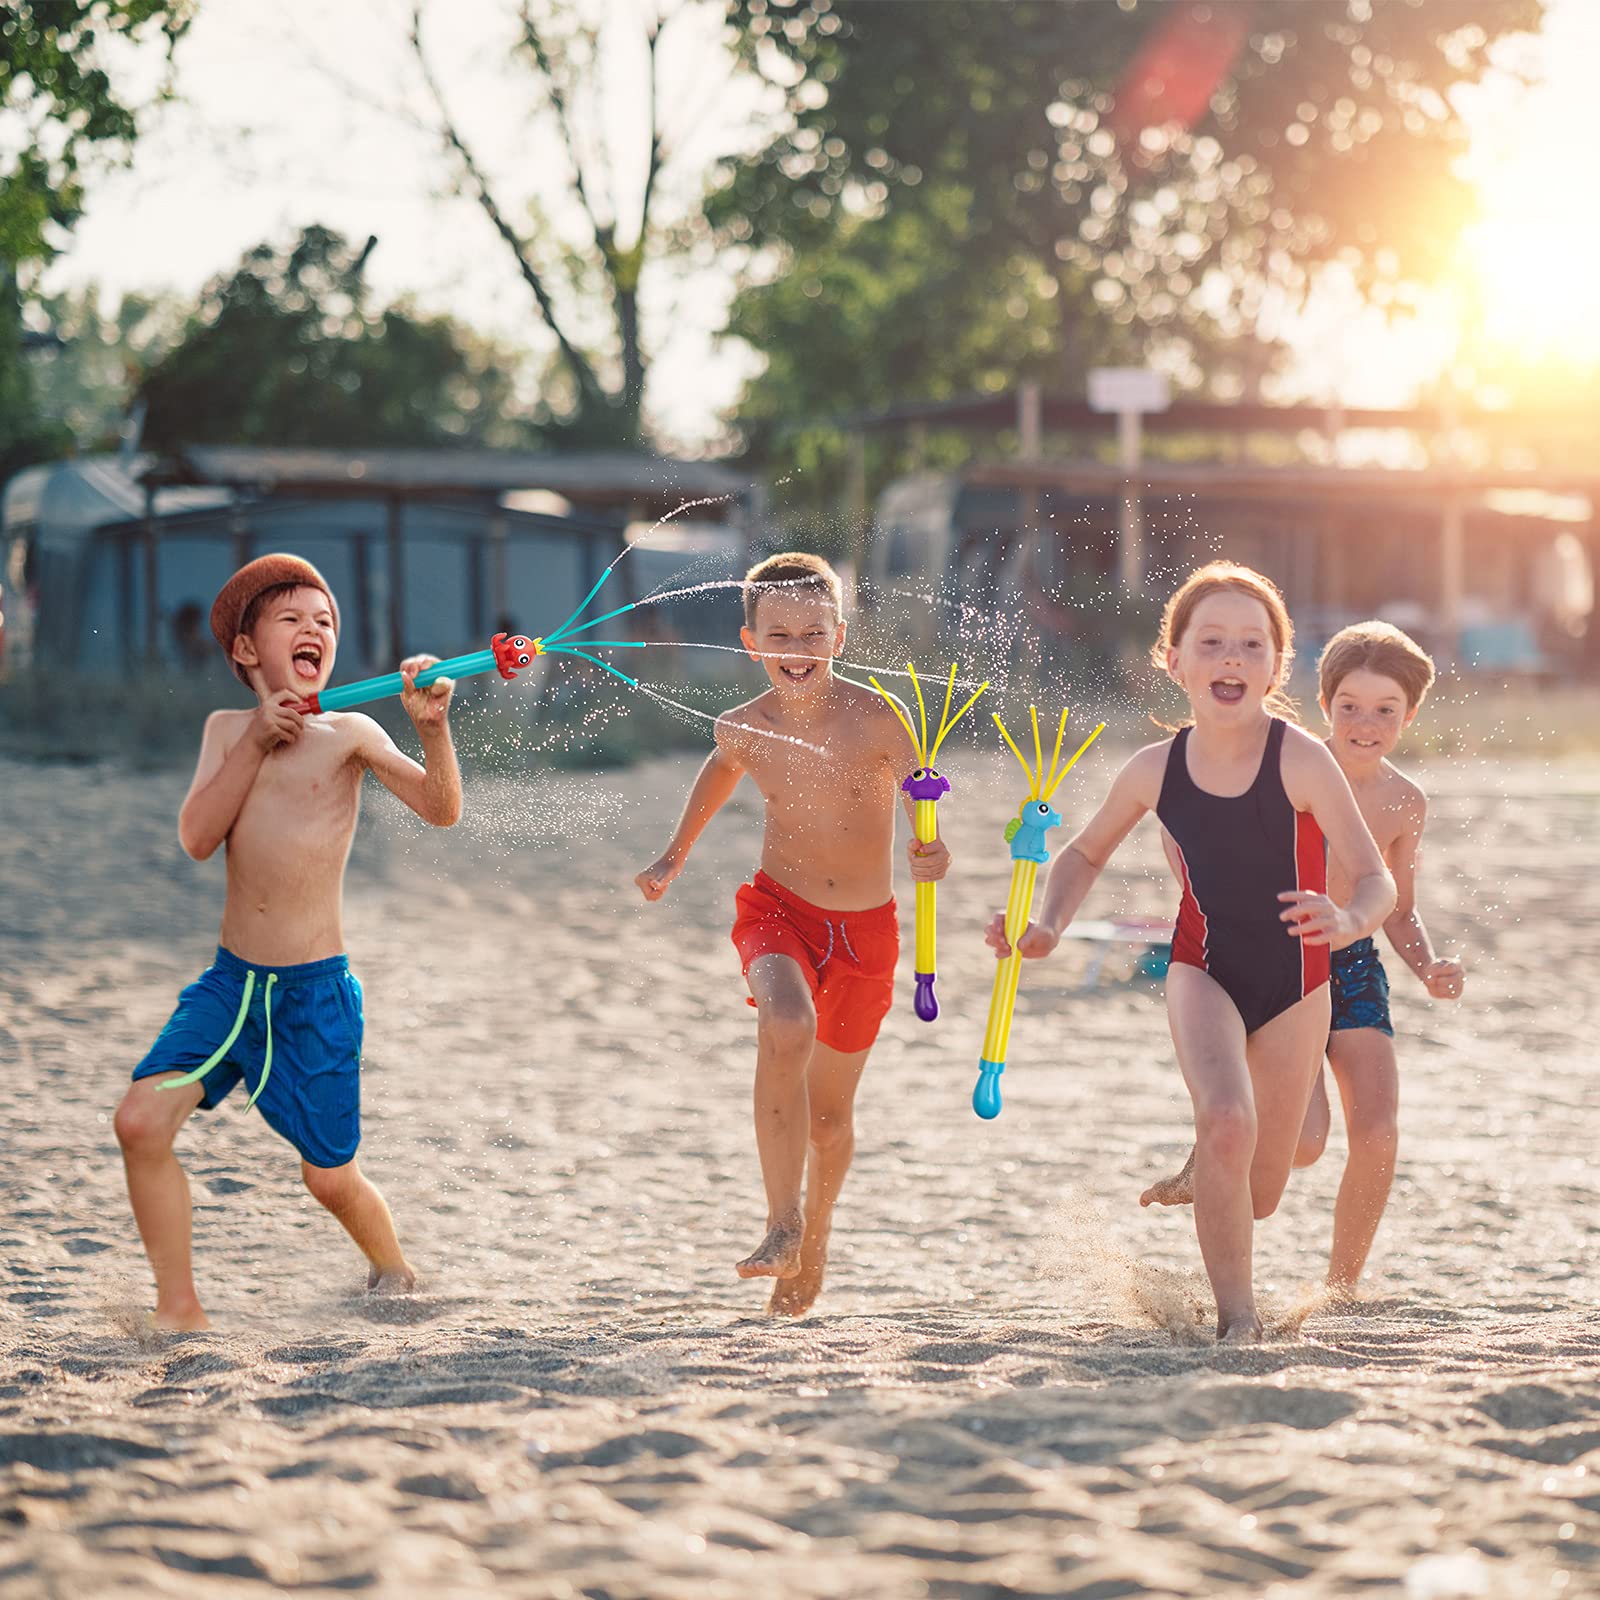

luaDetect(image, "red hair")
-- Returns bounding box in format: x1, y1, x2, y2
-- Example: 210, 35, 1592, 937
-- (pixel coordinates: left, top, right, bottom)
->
1150, 561, 1297, 726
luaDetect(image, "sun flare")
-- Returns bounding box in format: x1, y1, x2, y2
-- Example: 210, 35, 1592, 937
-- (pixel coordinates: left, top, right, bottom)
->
1459, 167, 1600, 366
1452, 1, 1600, 370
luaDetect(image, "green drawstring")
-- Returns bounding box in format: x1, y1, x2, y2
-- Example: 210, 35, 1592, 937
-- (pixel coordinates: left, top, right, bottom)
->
157, 968, 277, 1114
244, 973, 277, 1111
159, 970, 255, 1091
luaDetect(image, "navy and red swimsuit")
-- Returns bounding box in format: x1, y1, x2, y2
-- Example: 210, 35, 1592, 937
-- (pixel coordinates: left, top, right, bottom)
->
1157, 717, 1330, 1034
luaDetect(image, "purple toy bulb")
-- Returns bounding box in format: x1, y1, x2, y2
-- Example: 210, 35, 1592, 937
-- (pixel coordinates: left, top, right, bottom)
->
913, 973, 939, 1022
902, 768, 952, 802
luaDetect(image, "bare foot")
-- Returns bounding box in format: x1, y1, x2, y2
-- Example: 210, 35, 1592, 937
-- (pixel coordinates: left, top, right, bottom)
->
768, 1225, 830, 1317
1217, 1314, 1264, 1345
153, 1298, 211, 1332
368, 1261, 418, 1294
1140, 1146, 1195, 1208
736, 1213, 804, 1281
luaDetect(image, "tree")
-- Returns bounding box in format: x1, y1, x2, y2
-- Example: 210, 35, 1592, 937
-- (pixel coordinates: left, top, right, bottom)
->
137, 226, 546, 452
406, 0, 751, 449
0, 285, 71, 485
26, 286, 184, 451
730, 191, 1111, 514
716, 0, 1544, 467
2, 1, 193, 478
1, 0, 192, 271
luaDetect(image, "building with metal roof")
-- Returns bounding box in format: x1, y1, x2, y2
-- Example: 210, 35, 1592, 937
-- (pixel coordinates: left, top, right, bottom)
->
3, 448, 756, 675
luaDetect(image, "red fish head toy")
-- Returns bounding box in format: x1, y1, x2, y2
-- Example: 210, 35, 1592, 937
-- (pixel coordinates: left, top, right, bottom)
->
492, 633, 542, 680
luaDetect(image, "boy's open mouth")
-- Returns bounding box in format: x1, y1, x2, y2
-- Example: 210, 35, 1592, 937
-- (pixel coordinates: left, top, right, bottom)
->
779, 661, 819, 684
292, 644, 324, 682
1210, 676, 1246, 705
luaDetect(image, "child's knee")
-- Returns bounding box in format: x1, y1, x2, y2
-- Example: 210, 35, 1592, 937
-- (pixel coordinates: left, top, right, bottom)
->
1251, 1185, 1285, 1221
809, 1105, 854, 1152
1349, 1105, 1399, 1158
757, 995, 816, 1058
114, 1087, 178, 1157
302, 1160, 361, 1211
1293, 1122, 1329, 1169
1195, 1098, 1256, 1167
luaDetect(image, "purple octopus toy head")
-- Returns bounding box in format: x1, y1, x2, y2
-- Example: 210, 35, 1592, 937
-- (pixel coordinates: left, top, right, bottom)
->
902, 767, 952, 802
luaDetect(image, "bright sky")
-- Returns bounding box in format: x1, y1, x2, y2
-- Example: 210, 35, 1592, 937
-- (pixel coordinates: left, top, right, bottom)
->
41, 0, 1600, 449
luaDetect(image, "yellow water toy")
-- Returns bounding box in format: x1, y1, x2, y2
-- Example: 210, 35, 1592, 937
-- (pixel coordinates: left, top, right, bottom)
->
974, 706, 1105, 1118
868, 663, 989, 1021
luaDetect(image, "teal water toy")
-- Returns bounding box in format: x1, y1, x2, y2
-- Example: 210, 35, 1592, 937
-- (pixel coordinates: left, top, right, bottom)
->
288, 561, 665, 716
974, 707, 1105, 1121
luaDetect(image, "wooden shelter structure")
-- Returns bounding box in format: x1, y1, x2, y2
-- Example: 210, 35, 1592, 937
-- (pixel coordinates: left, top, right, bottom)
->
849, 389, 1598, 668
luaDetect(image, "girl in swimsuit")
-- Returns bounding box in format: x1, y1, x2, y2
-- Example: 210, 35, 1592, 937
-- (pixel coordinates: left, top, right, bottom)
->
984, 561, 1395, 1342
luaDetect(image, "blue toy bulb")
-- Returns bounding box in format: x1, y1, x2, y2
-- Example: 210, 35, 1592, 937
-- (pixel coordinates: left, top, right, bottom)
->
973, 1060, 1004, 1119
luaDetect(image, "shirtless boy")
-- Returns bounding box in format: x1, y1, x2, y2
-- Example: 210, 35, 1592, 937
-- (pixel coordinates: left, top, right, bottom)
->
1143, 620, 1463, 1295
113, 554, 463, 1330
635, 553, 950, 1315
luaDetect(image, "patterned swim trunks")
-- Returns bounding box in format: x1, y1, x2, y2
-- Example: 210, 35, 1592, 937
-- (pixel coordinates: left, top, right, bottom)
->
1329, 936, 1393, 1036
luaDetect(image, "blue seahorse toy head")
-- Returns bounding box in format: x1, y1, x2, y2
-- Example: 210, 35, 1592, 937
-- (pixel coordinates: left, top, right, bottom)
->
1004, 799, 1061, 864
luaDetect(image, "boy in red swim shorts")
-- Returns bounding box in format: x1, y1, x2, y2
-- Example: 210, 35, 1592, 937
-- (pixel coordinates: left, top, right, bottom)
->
636, 553, 950, 1314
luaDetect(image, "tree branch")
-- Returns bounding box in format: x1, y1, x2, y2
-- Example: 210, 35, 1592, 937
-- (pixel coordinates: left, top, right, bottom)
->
517, 3, 615, 255
638, 11, 665, 249
408, 3, 608, 410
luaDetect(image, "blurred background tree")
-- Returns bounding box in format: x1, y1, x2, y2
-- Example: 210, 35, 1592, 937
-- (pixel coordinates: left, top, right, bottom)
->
1, 0, 194, 482
25, 287, 183, 451
406, 0, 747, 451
715, 0, 1544, 499
136, 225, 545, 452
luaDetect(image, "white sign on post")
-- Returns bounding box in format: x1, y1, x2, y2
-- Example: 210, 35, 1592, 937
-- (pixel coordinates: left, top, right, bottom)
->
1087, 367, 1170, 593
1086, 367, 1171, 415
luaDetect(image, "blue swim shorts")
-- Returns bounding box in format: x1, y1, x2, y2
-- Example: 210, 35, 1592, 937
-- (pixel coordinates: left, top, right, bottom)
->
133, 947, 364, 1168
1329, 936, 1393, 1037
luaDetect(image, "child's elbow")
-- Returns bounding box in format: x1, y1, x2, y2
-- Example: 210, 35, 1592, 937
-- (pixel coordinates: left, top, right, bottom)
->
1068, 841, 1105, 874
1384, 892, 1415, 927
429, 796, 463, 828
1377, 869, 1398, 919
179, 824, 216, 861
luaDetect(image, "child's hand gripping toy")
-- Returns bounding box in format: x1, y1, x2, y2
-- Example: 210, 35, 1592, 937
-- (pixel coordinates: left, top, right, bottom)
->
974, 706, 1105, 1119
869, 663, 989, 1021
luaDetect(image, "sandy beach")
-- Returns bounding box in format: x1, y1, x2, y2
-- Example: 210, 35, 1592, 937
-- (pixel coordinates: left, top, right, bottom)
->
3, 737, 1598, 1599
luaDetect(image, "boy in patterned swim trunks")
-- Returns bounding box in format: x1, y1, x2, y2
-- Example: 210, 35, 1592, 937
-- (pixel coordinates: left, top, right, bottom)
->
634, 553, 951, 1315
1141, 620, 1464, 1295
1291, 622, 1464, 1292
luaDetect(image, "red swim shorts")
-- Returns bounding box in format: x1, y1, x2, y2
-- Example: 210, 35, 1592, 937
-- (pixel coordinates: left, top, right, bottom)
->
731, 870, 899, 1054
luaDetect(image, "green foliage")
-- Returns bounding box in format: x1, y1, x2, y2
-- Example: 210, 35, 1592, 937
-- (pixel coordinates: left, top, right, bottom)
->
137, 226, 547, 451
27, 285, 184, 450
2, 1, 192, 482
0, 274, 71, 482
723, 0, 1542, 289
730, 186, 1137, 510
719, 0, 1544, 483
1, 0, 194, 270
